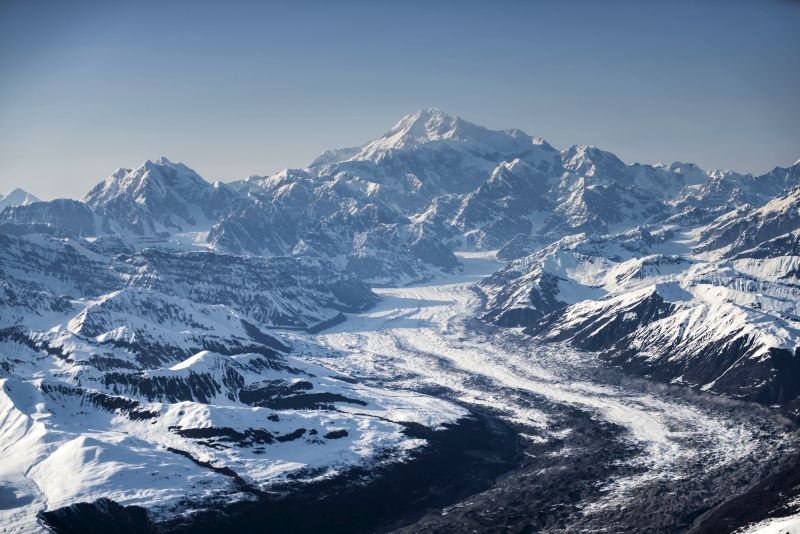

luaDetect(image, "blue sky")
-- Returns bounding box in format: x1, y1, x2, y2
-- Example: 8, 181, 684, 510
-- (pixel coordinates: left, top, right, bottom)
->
1, 0, 798, 199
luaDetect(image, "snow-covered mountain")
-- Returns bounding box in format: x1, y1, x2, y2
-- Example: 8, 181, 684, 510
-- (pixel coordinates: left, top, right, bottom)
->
4, 109, 797, 284
0, 188, 39, 212
210, 168, 459, 283
479, 200, 800, 414
83, 157, 243, 236
2, 109, 800, 532
0, 230, 463, 531
324, 108, 562, 207
696, 185, 800, 258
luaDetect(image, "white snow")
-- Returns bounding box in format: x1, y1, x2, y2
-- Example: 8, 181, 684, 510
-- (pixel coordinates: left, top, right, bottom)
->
741, 514, 800, 534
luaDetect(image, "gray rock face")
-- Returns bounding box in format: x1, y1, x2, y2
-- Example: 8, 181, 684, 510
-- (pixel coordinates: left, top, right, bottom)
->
0, 233, 114, 296
525, 287, 676, 351
111, 249, 378, 328
0, 199, 98, 237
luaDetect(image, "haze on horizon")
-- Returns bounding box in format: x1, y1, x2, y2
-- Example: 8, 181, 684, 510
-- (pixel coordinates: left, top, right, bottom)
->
1, 0, 799, 200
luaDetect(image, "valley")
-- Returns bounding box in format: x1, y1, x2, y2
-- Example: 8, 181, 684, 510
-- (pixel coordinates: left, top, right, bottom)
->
307, 252, 797, 532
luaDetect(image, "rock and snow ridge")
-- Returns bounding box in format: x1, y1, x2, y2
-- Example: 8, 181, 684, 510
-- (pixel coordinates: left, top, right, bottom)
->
480, 218, 800, 414
2, 109, 798, 277
1, 109, 800, 531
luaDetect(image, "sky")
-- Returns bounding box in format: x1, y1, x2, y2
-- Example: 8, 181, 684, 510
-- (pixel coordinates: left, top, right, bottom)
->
1, 0, 799, 200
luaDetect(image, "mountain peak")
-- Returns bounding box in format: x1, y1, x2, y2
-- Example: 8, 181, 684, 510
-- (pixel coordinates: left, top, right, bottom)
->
561, 144, 626, 175
83, 158, 209, 207
355, 108, 549, 162
387, 108, 465, 145
0, 187, 40, 211
141, 156, 184, 172
667, 161, 708, 186
7, 187, 28, 196
405, 107, 451, 120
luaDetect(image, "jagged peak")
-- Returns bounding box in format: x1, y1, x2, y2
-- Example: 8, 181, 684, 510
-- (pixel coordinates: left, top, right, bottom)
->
380, 108, 475, 146
668, 161, 704, 172
6, 187, 33, 197
561, 144, 626, 176
667, 161, 709, 186
531, 136, 554, 150
706, 168, 748, 181
562, 144, 622, 161
84, 158, 209, 205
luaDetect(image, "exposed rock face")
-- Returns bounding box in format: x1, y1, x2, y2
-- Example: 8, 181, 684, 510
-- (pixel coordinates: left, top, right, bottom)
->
525, 287, 676, 351
38, 497, 159, 534
0, 199, 98, 237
